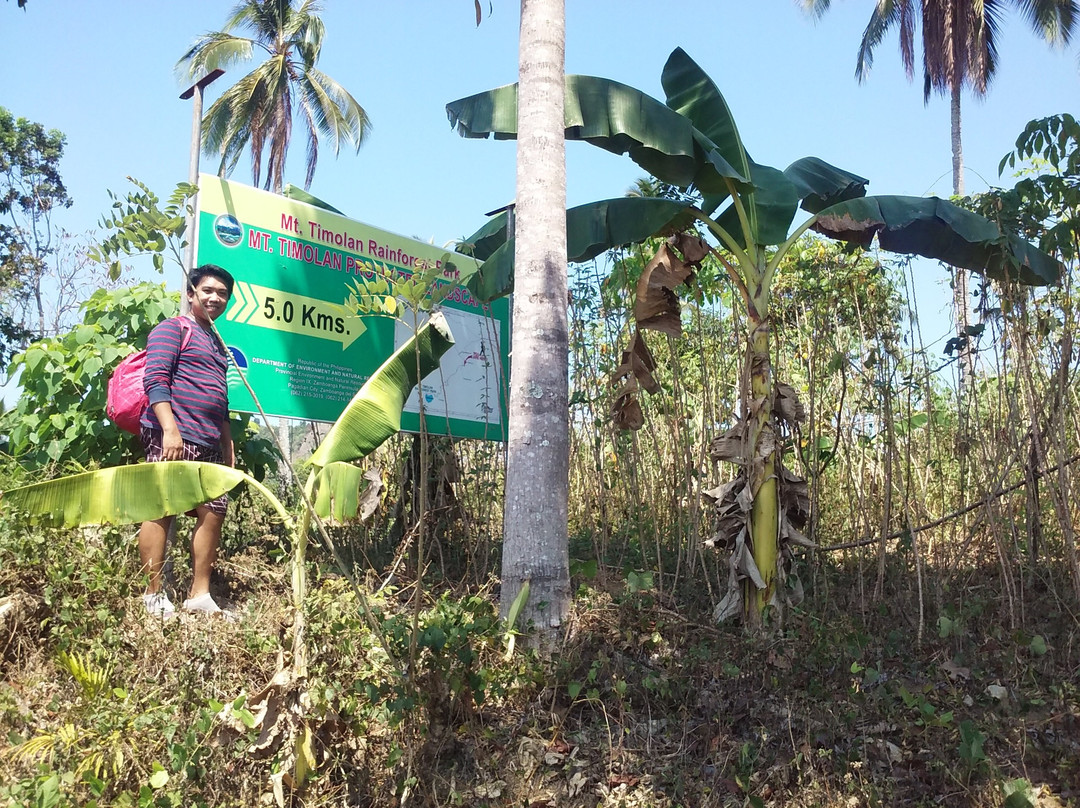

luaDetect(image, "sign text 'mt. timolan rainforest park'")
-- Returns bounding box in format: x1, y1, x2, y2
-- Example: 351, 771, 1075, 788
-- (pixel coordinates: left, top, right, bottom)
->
195, 174, 509, 441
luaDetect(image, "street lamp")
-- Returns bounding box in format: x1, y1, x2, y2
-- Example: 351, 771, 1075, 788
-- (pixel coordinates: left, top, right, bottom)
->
180, 69, 225, 313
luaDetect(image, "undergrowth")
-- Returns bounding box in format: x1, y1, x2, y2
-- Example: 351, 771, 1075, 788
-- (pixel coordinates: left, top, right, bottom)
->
1, 502, 1077, 807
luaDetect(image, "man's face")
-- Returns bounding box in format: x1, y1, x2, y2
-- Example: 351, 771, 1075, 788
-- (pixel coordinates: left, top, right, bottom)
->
188, 275, 231, 322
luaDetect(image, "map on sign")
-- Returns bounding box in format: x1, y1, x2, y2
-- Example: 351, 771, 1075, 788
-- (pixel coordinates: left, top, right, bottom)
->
397, 307, 504, 431
195, 175, 510, 441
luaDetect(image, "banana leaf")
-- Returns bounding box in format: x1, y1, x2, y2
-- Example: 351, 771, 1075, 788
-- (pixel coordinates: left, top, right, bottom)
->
660, 47, 751, 191
447, 75, 748, 195
311, 462, 375, 524
713, 161, 800, 247
784, 157, 869, 214
459, 211, 511, 262
570, 197, 697, 263
813, 195, 1064, 286
460, 197, 697, 303
463, 239, 515, 303
1, 461, 290, 528
307, 312, 455, 468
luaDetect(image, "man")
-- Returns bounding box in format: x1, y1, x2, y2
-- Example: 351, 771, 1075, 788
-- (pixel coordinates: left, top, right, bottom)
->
138, 264, 235, 619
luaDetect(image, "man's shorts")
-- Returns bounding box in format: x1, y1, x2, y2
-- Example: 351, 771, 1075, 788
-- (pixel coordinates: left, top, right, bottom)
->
140, 427, 229, 516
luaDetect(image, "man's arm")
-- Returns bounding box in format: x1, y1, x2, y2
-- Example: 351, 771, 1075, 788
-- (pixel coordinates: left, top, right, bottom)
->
143, 319, 186, 458
220, 417, 235, 468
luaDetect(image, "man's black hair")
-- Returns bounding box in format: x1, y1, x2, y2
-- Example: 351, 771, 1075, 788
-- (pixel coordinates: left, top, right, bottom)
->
188, 264, 235, 299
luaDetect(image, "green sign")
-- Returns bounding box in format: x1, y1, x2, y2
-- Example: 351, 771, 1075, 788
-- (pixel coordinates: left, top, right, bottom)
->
195, 174, 509, 441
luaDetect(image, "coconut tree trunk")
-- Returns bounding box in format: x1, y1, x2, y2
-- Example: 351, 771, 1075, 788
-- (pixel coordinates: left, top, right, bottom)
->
499, 0, 570, 648
950, 81, 964, 197
744, 278, 779, 626
950, 81, 975, 383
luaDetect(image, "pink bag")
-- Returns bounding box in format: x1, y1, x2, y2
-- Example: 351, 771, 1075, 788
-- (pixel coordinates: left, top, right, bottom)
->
106, 317, 192, 433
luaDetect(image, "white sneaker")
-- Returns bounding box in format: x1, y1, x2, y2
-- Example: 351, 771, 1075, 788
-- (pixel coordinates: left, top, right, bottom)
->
143, 591, 176, 620
182, 592, 222, 613
182, 593, 237, 621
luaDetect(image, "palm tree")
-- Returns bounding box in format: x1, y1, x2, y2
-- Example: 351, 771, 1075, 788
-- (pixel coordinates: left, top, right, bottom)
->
805, 0, 1076, 195
498, 0, 571, 648
177, 0, 370, 194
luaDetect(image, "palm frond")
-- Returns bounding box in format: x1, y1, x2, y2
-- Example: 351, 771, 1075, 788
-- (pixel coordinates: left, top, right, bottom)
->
299, 68, 370, 150
181, 0, 366, 192
176, 32, 255, 80
1016, 0, 1080, 43
799, 0, 833, 19
857, 0, 908, 81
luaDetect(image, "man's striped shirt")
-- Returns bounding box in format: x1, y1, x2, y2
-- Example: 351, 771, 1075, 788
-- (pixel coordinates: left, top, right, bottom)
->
141, 316, 229, 448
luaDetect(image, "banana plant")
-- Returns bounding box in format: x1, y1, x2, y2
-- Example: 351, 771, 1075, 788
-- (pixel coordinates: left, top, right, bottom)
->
447, 48, 1062, 625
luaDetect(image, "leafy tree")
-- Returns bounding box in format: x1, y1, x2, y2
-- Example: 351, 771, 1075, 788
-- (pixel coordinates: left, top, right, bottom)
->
0, 107, 72, 354
176, 0, 371, 193
88, 177, 196, 278
447, 48, 1060, 626
981, 112, 1080, 261
1, 284, 183, 470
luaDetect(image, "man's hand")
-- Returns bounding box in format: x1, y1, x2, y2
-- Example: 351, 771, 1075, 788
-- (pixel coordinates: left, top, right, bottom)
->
162, 426, 184, 460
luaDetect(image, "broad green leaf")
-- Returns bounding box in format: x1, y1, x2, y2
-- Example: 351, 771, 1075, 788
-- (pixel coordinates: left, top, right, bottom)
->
461, 197, 697, 303
812, 195, 1063, 286
661, 47, 751, 190
149, 770, 169, 789
463, 239, 514, 303
312, 461, 364, 523
784, 156, 869, 213
566, 75, 745, 194
83, 356, 103, 378
715, 161, 799, 246
419, 625, 447, 651
568, 196, 697, 263
447, 75, 746, 193
458, 211, 511, 262
308, 313, 455, 468
1, 461, 288, 528
446, 82, 519, 140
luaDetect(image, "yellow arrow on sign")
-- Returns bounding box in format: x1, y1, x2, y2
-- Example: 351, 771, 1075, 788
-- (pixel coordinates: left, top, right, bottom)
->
226, 280, 260, 323
226, 281, 366, 350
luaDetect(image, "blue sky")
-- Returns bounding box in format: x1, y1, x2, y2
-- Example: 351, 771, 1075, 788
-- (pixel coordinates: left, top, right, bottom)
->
3, 0, 1077, 341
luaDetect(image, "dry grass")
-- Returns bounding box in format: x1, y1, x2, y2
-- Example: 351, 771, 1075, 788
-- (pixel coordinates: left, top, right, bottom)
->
2, 508, 1078, 807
